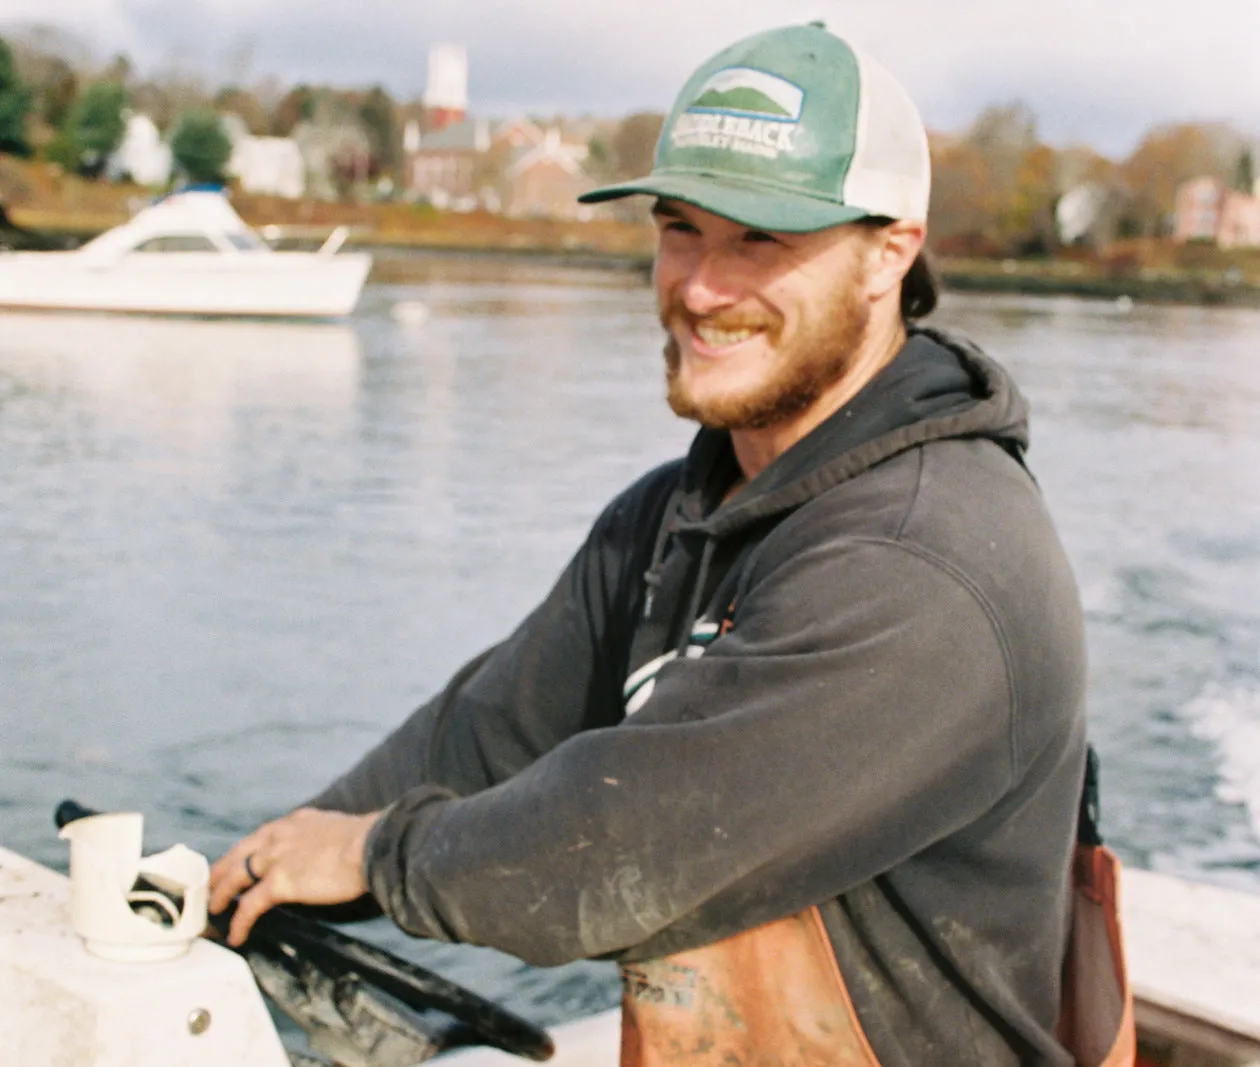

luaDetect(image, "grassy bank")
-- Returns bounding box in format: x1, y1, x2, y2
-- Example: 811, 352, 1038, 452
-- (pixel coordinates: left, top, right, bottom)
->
937, 257, 1260, 309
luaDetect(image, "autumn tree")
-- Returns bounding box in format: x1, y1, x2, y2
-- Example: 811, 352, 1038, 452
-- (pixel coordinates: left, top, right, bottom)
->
40, 63, 78, 129
585, 135, 612, 179
249, 75, 286, 129
129, 81, 175, 130
1053, 145, 1117, 195
98, 53, 133, 87
967, 102, 1037, 181
592, 112, 662, 222
0, 37, 33, 156
7, 34, 78, 137
145, 53, 212, 131
1119, 123, 1233, 236
612, 112, 664, 180
962, 101, 1057, 252
271, 84, 315, 136
927, 135, 1001, 256
211, 87, 268, 135
170, 109, 232, 183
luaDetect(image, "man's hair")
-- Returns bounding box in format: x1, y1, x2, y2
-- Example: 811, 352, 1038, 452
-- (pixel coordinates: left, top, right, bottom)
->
901, 253, 938, 320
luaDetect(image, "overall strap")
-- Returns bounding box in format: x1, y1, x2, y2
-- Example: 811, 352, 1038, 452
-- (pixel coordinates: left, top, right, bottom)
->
1059, 744, 1137, 1067
1078, 743, 1103, 847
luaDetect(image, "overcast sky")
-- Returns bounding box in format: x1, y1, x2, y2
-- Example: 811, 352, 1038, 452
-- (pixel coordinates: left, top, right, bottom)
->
6, 0, 1258, 157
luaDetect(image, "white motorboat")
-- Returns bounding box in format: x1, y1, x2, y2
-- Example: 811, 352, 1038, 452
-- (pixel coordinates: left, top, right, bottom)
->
2, 834, 1259, 1067
0, 191, 372, 318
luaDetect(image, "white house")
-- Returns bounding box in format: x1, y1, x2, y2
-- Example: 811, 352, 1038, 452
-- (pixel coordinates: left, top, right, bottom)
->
221, 113, 305, 199
503, 126, 596, 220
106, 113, 172, 187
1055, 182, 1129, 249
228, 136, 305, 199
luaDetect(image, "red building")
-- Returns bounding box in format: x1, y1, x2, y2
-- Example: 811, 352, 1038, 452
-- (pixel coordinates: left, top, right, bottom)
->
1173, 176, 1260, 249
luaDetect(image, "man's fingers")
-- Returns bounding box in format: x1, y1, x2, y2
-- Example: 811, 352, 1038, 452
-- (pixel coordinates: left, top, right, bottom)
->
208, 833, 269, 914
208, 809, 379, 930
227, 878, 283, 947
208, 863, 245, 914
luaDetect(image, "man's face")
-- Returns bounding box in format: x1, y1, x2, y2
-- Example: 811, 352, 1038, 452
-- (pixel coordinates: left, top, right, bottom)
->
653, 199, 875, 431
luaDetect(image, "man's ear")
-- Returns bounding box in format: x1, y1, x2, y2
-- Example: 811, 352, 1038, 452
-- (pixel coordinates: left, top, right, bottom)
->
866, 220, 925, 302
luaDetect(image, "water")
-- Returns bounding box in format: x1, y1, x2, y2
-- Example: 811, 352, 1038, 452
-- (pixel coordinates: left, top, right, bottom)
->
2, 264, 1258, 1029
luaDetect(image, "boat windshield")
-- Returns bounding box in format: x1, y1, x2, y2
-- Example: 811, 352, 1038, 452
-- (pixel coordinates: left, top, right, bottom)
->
132, 235, 220, 253
226, 232, 268, 252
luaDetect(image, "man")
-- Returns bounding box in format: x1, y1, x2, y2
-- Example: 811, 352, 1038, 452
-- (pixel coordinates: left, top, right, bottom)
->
211, 23, 1131, 1066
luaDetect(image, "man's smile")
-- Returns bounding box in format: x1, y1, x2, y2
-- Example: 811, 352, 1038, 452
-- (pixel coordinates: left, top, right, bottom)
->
691, 323, 765, 354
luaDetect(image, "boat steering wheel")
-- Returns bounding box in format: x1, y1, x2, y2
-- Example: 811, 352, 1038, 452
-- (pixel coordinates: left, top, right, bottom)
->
246, 904, 556, 1062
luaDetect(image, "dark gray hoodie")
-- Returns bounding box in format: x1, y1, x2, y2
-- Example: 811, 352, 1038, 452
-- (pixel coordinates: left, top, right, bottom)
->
311, 327, 1086, 1066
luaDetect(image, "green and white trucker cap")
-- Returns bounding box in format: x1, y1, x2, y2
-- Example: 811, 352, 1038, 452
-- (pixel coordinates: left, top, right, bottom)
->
579, 23, 930, 233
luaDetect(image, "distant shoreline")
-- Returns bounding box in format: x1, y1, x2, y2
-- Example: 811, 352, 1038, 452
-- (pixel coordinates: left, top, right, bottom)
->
365, 243, 1260, 310
935, 262, 1260, 310
11, 207, 1260, 310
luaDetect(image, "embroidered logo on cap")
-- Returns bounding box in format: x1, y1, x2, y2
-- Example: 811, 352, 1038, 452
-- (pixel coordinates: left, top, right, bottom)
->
670, 66, 805, 161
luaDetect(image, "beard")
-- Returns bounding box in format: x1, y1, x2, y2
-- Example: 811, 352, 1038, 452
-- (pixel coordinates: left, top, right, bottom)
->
660, 280, 871, 432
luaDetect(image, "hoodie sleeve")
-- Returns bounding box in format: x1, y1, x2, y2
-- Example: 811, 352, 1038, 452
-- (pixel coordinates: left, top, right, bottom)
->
306, 465, 679, 815
361, 534, 1049, 966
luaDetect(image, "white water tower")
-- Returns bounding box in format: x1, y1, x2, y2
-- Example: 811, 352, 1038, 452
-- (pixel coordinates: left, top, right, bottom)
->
425, 44, 468, 130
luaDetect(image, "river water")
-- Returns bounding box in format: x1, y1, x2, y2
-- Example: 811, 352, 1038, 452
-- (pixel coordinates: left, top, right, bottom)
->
2, 259, 1258, 1028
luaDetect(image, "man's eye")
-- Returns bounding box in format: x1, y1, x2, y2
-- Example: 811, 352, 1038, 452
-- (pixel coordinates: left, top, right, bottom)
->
663, 220, 699, 235
744, 230, 779, 244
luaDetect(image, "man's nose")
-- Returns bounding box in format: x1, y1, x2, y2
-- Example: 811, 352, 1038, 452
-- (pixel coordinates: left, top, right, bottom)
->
677, 250, 742, 317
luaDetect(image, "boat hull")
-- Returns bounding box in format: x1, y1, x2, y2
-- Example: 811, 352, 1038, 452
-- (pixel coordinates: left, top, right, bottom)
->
0, 250, 372, 318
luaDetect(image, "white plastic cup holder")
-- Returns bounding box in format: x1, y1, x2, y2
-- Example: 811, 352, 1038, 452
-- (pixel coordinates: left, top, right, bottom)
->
59, 812, 210, 962
126, 889, 183, 928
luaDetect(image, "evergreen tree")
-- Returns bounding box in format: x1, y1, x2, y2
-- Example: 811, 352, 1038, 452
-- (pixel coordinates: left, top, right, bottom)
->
44, 124, 83, 171
1235, 147, 1256, 194
358, 85, 396, 174
0, 37, 33, 157
170, 110, 232, 183
73, 81, 128, 173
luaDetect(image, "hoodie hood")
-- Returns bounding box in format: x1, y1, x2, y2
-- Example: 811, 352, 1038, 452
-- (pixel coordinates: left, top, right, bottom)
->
674, 326, 1030, 540
635, 327, 1033, 649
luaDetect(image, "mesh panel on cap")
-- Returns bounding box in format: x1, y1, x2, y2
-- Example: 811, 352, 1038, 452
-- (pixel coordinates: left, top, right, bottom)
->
843, 47, 931, 220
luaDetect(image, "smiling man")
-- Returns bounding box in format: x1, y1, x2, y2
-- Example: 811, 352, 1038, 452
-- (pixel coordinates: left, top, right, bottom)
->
210, 23, 1132, 1066
650, 198, 921, 478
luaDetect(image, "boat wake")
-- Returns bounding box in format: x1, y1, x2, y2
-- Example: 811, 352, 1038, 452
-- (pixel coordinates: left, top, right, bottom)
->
1184, 681, 1260, 845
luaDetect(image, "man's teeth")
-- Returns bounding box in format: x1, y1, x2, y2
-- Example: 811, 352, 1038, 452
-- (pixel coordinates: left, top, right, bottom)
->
695, 324, 759, 348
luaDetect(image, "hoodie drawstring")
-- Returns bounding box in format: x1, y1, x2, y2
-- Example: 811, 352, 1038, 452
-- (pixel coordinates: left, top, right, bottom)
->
676, 536, 717, 656
643, 487, 684, 620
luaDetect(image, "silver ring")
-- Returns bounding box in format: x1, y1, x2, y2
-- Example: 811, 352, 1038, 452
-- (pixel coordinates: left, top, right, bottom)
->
244, 853, 261, 885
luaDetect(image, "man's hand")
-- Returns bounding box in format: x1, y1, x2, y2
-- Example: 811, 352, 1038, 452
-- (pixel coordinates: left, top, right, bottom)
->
208, 807, 383, 946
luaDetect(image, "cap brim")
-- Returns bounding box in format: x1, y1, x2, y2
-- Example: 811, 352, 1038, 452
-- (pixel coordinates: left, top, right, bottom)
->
577, 170, 873, 233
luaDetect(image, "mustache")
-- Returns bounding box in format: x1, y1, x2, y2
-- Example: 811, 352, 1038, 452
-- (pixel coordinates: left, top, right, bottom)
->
658, 296, 779, 335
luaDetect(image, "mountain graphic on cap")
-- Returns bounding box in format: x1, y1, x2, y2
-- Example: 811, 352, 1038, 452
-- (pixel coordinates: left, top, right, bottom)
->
688, 68, 804, 120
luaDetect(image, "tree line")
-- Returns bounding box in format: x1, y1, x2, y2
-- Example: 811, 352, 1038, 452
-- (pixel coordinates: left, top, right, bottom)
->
0, 27, 1255, 255
0, 30, 400, 186
927, 101, 1255, 254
